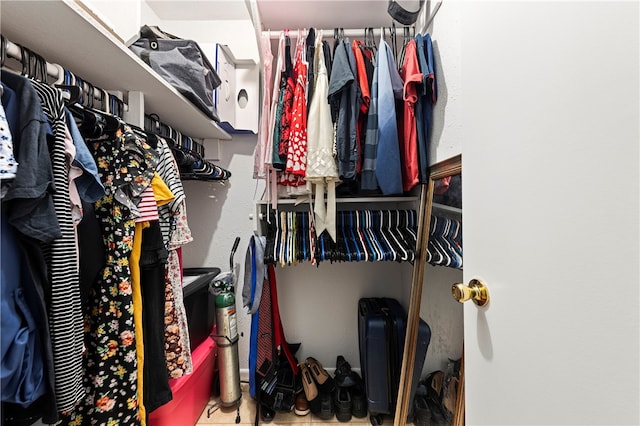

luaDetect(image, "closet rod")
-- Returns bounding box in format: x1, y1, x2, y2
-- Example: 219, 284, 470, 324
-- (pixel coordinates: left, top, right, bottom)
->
4, 38, 61, 80
263, 27, 410, 39
3, 37, 127, 112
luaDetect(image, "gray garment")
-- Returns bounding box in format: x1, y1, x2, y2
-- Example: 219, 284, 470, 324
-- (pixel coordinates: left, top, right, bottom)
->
327, 39, 361, 181
243, 234, 266, 314
361, 48, 381, 190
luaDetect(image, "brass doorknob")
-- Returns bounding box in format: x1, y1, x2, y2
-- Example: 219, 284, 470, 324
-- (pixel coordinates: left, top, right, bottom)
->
452, 278, 490, 307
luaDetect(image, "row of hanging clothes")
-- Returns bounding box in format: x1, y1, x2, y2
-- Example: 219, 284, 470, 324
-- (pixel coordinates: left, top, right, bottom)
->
263, 209, 418, 266
0, 35, 216, 426
253, 25, 437, 247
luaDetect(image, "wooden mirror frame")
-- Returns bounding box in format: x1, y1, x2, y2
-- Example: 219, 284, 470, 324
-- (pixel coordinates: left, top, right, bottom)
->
394, 154, 462, 426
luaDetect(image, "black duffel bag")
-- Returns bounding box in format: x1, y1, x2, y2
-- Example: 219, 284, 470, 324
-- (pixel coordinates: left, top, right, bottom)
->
129, 25, 221, 121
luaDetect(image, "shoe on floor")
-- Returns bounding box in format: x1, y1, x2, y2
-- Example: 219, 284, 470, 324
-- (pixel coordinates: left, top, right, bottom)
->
334, 355, 362, 388
306, 357, 335, 394
351, 383, 367, 418
413, 394, 432, 426
298, 362, 318, 402
313, 391, 334, 421
334, 387, 352, 422
260, 404, 275, 423
423, 371, 444, 402
294, 393, 310, 416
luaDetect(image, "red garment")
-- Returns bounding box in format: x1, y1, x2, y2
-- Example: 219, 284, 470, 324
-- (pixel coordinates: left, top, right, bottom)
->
278, 76, 295, 158
352, 40, 372, 175
285, 49, 308, 177
268, 264, 298, 375
177, 247, 183, 281
400, 40, 422, 192
352, 40, 371, 114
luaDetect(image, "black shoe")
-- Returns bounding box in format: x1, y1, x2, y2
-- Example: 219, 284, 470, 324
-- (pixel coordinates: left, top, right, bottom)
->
312, 391, 334, 420
334, 355, 360, 388
414, 395, 432, 426
351, 383, 367, 418
260, 404, 275, 423
334, 387, 352, 422
426, 397, 447, 426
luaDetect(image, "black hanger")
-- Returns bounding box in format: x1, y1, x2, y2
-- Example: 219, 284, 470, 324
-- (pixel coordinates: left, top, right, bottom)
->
19, 45, 30, 77
347, 211, 363, 262
264, 210, 277, 264
398, 26, 412, 66
85, 81, 95, 109
389, 23, 398, 60
55, 84, 82, 104
367, 28, 377, 53
69, 103, 122, 139
1, 35, 7, 68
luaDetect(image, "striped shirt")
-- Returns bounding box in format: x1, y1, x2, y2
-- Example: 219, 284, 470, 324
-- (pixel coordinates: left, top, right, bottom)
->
31, 80, 86, 412
155, 137, 185, 246
135, 186, 160, 222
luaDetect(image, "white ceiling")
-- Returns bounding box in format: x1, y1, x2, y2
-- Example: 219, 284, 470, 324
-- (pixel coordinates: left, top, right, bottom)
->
144, 0, 423, 31
146, 0, 252, 20
256, 0, 423, 31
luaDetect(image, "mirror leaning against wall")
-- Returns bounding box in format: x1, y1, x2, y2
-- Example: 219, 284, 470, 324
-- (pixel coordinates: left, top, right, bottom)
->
395, 154, 463, 426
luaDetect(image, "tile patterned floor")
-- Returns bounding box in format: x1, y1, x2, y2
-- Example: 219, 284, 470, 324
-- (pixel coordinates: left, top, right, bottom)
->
196, 389, 374, 426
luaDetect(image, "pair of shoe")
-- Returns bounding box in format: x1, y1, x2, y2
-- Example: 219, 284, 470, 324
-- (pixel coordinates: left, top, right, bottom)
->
419, 371, 447, 426
298, 357, 335, 420
333, 356, 368, 422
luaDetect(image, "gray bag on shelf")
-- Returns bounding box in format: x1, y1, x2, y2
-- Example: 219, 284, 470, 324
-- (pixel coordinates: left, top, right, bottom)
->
128, 25, 221, 121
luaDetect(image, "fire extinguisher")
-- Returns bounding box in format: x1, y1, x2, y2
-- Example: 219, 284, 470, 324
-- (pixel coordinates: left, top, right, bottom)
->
208, 237, 242, 416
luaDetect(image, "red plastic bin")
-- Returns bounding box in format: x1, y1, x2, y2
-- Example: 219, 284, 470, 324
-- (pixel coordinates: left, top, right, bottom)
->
148, 333, 217, 426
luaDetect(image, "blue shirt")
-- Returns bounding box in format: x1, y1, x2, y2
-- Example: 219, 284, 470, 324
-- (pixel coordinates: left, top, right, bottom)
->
374, 40, 404, 195
64, 108, 105, 202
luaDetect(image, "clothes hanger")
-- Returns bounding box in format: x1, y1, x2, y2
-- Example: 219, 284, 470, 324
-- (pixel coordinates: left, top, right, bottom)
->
355, 211, 371, 261
395, 210, 413, 263
337, 212, 349, 262
442, 218, 461, 268
370, 210, 391, 261
19, 45, 31, 78
355, 210, 373, 262
398, 26, 411, 67
389, 22, 398, 60
365, 211, 381, 262
264, 211, 276, 264
1, 35, 7, 68
275, 210, 284, 266
345, 211, 361, 261
348, 211, 364, 262
391, 210, 411, 262
367, 28, 377, 53
427, 216, 444, 265
388, 210, 410, 262
295, 212, 304, 262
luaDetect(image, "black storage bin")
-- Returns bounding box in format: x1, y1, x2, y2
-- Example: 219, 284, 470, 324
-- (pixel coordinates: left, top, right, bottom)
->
182, 268, 220, 351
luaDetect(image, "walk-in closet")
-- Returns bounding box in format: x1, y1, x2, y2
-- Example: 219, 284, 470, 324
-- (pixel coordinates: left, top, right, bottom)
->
1, 0, 638, 425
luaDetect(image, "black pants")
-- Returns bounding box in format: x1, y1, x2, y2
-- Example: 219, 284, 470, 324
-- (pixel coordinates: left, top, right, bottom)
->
140, 222, 172, 414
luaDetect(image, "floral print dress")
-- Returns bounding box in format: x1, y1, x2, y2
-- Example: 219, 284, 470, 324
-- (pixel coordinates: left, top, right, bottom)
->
60, 126, 157, 426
